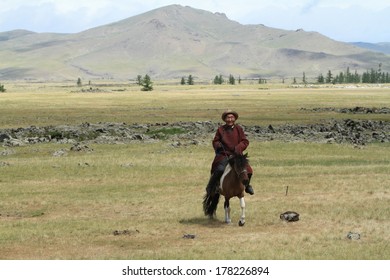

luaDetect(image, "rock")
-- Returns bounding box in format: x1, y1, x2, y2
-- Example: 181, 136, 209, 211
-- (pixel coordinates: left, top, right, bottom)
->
280, 211, 300, 222
70, 143, 94, 152
0, 118, 389, 146
53, 149, 68, 157
347, 232, 361, 240
0, 133, 11, 142
0, 149, 15, 156
268, 124, 275, 133
3, 138, 25, 147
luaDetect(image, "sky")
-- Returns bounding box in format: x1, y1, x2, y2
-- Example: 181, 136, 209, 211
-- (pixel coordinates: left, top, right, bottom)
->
0, 0, 389, 43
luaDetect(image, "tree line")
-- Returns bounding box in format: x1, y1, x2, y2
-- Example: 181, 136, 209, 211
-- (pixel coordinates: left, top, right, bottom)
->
72, 64, 389, 92
141, 67, 390, 89
315, 64, 390, 84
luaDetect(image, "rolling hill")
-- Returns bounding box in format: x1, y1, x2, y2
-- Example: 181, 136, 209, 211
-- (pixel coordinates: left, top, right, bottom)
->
349, 42, 390, 55
0, 4, 389, 81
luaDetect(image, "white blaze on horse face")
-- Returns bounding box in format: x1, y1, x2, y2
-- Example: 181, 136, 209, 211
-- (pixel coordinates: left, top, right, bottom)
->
219, 163, 232, 192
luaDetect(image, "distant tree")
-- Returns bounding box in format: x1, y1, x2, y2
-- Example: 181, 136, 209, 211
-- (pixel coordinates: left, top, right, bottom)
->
0, 84, 5, 92
77, 77, 82, 87
136, 75, 142, 85
302, 72, 307, 84
258, 78, 267, 84
292, 77, 297, 84
238, 76, 242, 84
228, 74, 235, 85
213, 75, 224, 84
338, 72, 345, 83
317, 73, 324, 84
140, 74, 153, 91
370, 68, 377, 83
187, 74, 194, 85
362, 71, 369, 83
326, 70, 333, 84
354, 70, 361, 83
180, 77, 186, 85
345, 67, 352, 83
219, 75, 224, 84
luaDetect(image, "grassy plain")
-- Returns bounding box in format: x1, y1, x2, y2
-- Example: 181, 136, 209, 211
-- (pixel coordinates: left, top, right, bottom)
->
1, 82, 389, 128
0, 82, 389, 259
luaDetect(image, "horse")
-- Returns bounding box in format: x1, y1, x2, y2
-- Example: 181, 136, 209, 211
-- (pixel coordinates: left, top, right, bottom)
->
203, 153, 249, 226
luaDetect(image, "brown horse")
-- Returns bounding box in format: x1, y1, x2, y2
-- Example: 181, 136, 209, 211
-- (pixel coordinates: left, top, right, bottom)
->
203, 153, 249, 226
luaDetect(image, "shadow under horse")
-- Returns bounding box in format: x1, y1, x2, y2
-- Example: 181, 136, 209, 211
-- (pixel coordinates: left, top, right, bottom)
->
203, 153, 249, 226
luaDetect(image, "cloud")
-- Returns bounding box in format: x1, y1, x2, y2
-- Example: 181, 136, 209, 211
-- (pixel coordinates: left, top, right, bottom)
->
301, 0, 321, 14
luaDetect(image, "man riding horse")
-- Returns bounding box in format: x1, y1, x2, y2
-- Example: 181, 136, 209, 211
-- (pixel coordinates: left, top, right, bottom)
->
206, 110, 255, 195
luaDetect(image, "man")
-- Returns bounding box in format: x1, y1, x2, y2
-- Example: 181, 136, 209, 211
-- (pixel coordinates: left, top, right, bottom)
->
206, 110, 254, 195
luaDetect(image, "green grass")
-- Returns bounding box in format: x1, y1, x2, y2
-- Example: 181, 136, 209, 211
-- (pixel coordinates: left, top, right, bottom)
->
0, 82, 389, 259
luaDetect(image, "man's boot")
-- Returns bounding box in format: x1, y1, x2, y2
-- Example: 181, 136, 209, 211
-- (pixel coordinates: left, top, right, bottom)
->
245, 173, 254, 195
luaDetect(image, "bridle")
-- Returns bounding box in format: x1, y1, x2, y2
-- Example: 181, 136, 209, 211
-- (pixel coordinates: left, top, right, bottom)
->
231, 156, 248, 180
236, 166, 248, 178
220, 141, 248, 179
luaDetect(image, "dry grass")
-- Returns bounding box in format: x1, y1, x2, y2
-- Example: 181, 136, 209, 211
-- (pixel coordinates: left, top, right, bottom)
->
1, 82, 389, 128
0, 142, 389, 260
0, 82, 389, 259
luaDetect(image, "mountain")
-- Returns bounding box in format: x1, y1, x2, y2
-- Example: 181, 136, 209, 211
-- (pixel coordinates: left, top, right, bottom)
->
349, 42, 390, 55
1, 4, 389, 81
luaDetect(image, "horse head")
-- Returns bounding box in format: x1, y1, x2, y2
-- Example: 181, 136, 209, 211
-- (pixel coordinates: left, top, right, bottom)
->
228, 153, 249, 186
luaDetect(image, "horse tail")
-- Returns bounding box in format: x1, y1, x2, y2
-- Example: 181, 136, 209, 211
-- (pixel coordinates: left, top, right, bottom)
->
203, 191, 220, 218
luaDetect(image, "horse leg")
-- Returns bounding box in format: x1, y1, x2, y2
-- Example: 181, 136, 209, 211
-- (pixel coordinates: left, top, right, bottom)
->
238, 197, 246, 226
224, 199, 231, 224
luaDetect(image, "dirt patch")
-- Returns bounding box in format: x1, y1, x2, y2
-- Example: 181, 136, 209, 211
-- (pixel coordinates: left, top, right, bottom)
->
112, 229, 140, 236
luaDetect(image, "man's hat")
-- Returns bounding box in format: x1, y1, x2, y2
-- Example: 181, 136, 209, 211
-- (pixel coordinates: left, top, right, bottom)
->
221, 110, 239, 121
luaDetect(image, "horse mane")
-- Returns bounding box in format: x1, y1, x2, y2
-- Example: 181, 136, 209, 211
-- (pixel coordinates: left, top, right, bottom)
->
228, 153, 248, 168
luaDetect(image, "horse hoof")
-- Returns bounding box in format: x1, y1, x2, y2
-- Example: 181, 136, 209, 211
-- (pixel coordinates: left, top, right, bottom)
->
238, 220, 245, 227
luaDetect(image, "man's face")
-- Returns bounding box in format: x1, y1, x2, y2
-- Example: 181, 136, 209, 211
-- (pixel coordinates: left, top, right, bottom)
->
224, 114, 236, 126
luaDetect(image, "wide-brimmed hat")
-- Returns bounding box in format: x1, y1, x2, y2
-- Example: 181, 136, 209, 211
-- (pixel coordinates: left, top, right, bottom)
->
221, 110, 239, 121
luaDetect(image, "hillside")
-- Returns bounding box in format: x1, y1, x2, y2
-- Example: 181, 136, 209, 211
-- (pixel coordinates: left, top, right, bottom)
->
349, 42, 390, 55
0, 4, 389, 81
